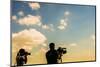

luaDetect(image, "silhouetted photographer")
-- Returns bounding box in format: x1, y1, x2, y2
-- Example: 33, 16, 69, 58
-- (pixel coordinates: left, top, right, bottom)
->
46, 43, 67, 64
46, 43, 58, 64
16, 48, 31, 66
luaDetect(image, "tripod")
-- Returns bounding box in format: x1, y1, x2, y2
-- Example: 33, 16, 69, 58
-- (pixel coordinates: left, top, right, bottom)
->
58, 54, 63, 63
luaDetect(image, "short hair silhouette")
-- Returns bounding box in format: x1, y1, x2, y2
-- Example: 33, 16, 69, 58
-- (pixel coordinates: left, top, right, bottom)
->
16, 48, 31, 66
46, 43, 58, 64
49, 43, 55, 50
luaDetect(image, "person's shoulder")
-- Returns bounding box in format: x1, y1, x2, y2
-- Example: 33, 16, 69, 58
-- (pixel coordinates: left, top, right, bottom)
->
46, 50, 50, 54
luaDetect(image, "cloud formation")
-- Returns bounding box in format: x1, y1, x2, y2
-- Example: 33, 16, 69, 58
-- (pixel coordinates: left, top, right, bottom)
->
28, 2, 40, 10
17, 15, 41, 26
42, 24, 50, 30
58, 19, 68, 30
42, 24, 54, 31
18, 11, 24, 16
69, 43, 77, 47
64, 11, 70, 16
58, 25, 65, 30
12, 15, 17, 20
12, 29, 47, 64
58, 11, 70, 30
12, 29, 47, 51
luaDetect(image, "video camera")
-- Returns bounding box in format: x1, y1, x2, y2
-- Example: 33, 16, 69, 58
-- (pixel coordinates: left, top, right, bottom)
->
57, 47, 67, 55
57, 47, 67, 63
27, 52, 31, 55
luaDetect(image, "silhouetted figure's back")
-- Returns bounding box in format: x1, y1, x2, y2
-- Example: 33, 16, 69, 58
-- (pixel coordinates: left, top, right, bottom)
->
46, 43, 58, 64
16, 48, 30, 66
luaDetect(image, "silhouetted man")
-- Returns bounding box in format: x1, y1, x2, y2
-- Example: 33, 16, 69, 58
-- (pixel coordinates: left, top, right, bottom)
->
46, 43, 58, 64
16, 48, 31, 66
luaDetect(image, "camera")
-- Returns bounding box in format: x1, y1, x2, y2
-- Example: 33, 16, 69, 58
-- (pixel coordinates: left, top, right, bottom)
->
57, 47, 67, 63
27, 53, 31, 55
57, 47, 67, 55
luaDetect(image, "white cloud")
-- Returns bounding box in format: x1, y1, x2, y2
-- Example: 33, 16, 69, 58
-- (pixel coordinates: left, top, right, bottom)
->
42, 24, 49, 29
57, 11, 70, 30
42, 24, 54, 31
69, 43, 77, 47
58, 19, 68, 30
60, 19, 65, 23
42, 43, 47, 47
17, 15, 41, 26
60, 19, 67, 26
37, 22, 42, 26
28, 2, 40, 10
12, 29, 47, 51
58, 25, 65, 30
64, 11, 70, 16
18, 11, 24, 16
12, 15, 17, 20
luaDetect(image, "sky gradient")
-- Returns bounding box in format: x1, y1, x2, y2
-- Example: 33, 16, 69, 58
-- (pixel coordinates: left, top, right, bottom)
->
11, 1, 96, 65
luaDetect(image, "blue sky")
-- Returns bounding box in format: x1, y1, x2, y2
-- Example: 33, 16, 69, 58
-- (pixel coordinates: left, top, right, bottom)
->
11, 1, 96, 64
12, 1, 95, 44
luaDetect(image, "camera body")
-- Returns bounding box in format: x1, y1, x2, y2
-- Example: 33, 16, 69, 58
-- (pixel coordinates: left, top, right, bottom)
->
27, 53, 31, 55
57, 47, 67, 55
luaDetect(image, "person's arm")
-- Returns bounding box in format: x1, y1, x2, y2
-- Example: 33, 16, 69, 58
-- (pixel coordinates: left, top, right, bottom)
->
25, 52, 31, 55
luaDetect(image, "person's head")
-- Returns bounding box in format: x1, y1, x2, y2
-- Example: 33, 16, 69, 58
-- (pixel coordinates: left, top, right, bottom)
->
19, 48, 25, 53
49, 43, 55, 50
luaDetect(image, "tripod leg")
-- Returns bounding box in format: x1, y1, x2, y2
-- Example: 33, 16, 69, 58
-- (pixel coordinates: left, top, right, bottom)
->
61, 57, 62, 63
